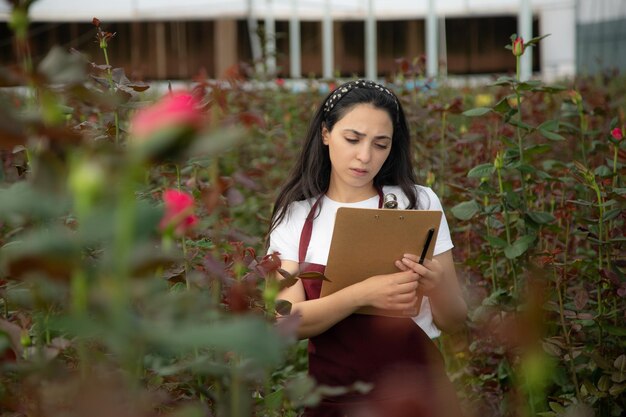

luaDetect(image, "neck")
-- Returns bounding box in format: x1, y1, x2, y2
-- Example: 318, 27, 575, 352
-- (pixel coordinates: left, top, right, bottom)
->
326, 183, 378, 203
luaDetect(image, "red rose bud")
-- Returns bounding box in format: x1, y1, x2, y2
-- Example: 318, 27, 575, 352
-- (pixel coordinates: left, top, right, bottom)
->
611, 127, 623, 141
160, 189, 198, 236
512, 36, 524, 57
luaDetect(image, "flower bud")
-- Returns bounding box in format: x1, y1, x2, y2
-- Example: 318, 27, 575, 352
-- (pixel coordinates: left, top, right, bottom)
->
512, 36, 524, 57
494, 151, 504, 170
160, 189, 198, 237
568, 90, 582, 105
611, 127, 623, 141
69, 159, 105, 201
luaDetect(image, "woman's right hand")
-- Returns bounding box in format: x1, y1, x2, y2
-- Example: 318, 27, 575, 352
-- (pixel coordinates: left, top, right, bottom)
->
355, 270, 420, 314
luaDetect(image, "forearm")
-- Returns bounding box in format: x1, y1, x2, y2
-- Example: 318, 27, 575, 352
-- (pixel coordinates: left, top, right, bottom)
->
429, 287, 467, 333
285, 285, 364, 339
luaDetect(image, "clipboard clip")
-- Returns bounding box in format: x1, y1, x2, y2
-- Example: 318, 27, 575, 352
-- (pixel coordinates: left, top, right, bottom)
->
383, 193, 398, 209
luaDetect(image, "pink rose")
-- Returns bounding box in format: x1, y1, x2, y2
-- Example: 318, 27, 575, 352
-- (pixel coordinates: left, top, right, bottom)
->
130, 92, 204, 142
160, 189, 198, 236
611, 127, 623, 141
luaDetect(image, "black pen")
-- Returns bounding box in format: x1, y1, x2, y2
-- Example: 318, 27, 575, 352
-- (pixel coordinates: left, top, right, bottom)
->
418, 228, 435, 265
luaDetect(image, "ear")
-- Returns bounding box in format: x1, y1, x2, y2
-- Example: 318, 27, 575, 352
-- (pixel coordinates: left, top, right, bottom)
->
321, 126, 330, 145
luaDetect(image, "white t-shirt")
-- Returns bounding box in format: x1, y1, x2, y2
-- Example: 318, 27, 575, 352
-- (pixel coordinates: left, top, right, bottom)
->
268, 185, 454, 338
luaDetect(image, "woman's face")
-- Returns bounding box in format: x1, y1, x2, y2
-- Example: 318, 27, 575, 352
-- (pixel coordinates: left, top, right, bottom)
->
322, 103, 393, 200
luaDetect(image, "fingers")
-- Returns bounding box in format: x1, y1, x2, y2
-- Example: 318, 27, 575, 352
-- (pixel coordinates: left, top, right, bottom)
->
395, 259, 410, 272
393, 291, 418, 304
401, 256, 441, 275
390, 270, 419, 284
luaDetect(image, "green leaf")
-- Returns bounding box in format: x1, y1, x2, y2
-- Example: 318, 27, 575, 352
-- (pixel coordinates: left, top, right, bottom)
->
538, 120, 562, 135
263, 388, 284, 410
538, 129, 564, 141
146, 317, 286, 367
525, 144, 552, 156
491, 76, 515, 87
525, 33, 551, 47
492, 97, 512, 114
451, 200, 481, 221
605, 324, 626, 337
517, 80, 542, 91
0, 182, 70, 223
463, 107, 491, 117
467, 163, 495, 179
602, 208, 622, 222
534, 85, 567, 93
515, 163, 537, 175
504, 235, 535, 259
594, 165, 613, 177
527, 211, 556, 224
507, 118, 534, 131
485, 235, 508, 249
548, 402, 566, 413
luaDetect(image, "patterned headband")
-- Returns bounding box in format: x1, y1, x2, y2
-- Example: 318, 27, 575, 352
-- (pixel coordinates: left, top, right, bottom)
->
323, 79, 399, 116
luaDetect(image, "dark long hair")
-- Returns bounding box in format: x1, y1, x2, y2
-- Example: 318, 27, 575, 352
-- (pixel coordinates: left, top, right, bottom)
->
268, 80, 419, 237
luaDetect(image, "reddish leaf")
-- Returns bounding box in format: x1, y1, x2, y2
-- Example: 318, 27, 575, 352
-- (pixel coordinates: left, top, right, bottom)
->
276, 267, 292, 280
255, 253, 282, 276
574, 288, 589, 310
238, 112, 265, 128
275, 299, 292, 316
298, 271, 330, 281
279, 276, 298, 291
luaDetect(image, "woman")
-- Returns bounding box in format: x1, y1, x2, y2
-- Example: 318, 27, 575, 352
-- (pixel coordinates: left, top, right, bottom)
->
267, 80, 467, 417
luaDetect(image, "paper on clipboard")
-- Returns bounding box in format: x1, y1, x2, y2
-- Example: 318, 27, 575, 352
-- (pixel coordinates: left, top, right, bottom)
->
321, 207, 442, 317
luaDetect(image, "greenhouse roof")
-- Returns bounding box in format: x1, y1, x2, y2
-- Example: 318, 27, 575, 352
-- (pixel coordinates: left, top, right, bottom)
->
0, 0, 577, 22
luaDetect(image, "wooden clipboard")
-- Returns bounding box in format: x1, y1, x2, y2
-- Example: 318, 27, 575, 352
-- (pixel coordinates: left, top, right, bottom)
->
321, 207, 442, 317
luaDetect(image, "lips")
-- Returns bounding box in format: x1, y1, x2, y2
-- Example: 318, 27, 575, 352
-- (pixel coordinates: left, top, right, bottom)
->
350, 168, 368, 176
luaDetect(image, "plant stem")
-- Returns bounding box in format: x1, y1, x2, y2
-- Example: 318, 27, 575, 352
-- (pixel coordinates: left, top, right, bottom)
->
578, 108, 587, 167
590, 180, 605, 349
174, 164, 190, 289
497, 165, 518, 291
231, 367, 241, 417
612, 143, 619, 188
484, 197, 497, 291
439, 110, 447, 198
555, 244, 581, 401
101, 39, 120, 143
514, 89, 529, 215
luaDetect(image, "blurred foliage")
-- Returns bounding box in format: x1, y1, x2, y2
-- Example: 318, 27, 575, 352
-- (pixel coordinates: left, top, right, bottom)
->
0, 8, 625, 417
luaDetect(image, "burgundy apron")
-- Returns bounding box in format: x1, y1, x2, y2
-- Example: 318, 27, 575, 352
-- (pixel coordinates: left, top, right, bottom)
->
298, 190, 463, 417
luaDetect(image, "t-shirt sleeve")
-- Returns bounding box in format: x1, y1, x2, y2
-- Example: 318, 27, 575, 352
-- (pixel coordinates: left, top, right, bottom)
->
421, 187, 454, 256
266, 205, 303, 263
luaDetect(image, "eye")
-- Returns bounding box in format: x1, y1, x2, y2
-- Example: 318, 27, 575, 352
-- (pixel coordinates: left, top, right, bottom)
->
374, 142, 390, 150
345, 137, 359, 144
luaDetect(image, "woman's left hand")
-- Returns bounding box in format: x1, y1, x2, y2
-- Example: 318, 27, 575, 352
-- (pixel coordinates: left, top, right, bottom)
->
395, 254, 444, 295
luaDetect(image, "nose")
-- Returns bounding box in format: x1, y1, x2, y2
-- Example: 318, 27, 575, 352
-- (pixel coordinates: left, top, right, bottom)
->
356, 143, 371, 163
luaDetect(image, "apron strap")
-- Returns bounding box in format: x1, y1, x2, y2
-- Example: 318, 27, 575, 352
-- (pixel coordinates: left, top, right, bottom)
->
298, 187, 385, 264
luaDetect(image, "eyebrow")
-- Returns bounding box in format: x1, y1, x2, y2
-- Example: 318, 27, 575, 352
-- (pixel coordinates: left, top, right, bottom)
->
342, 129, 392, 140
